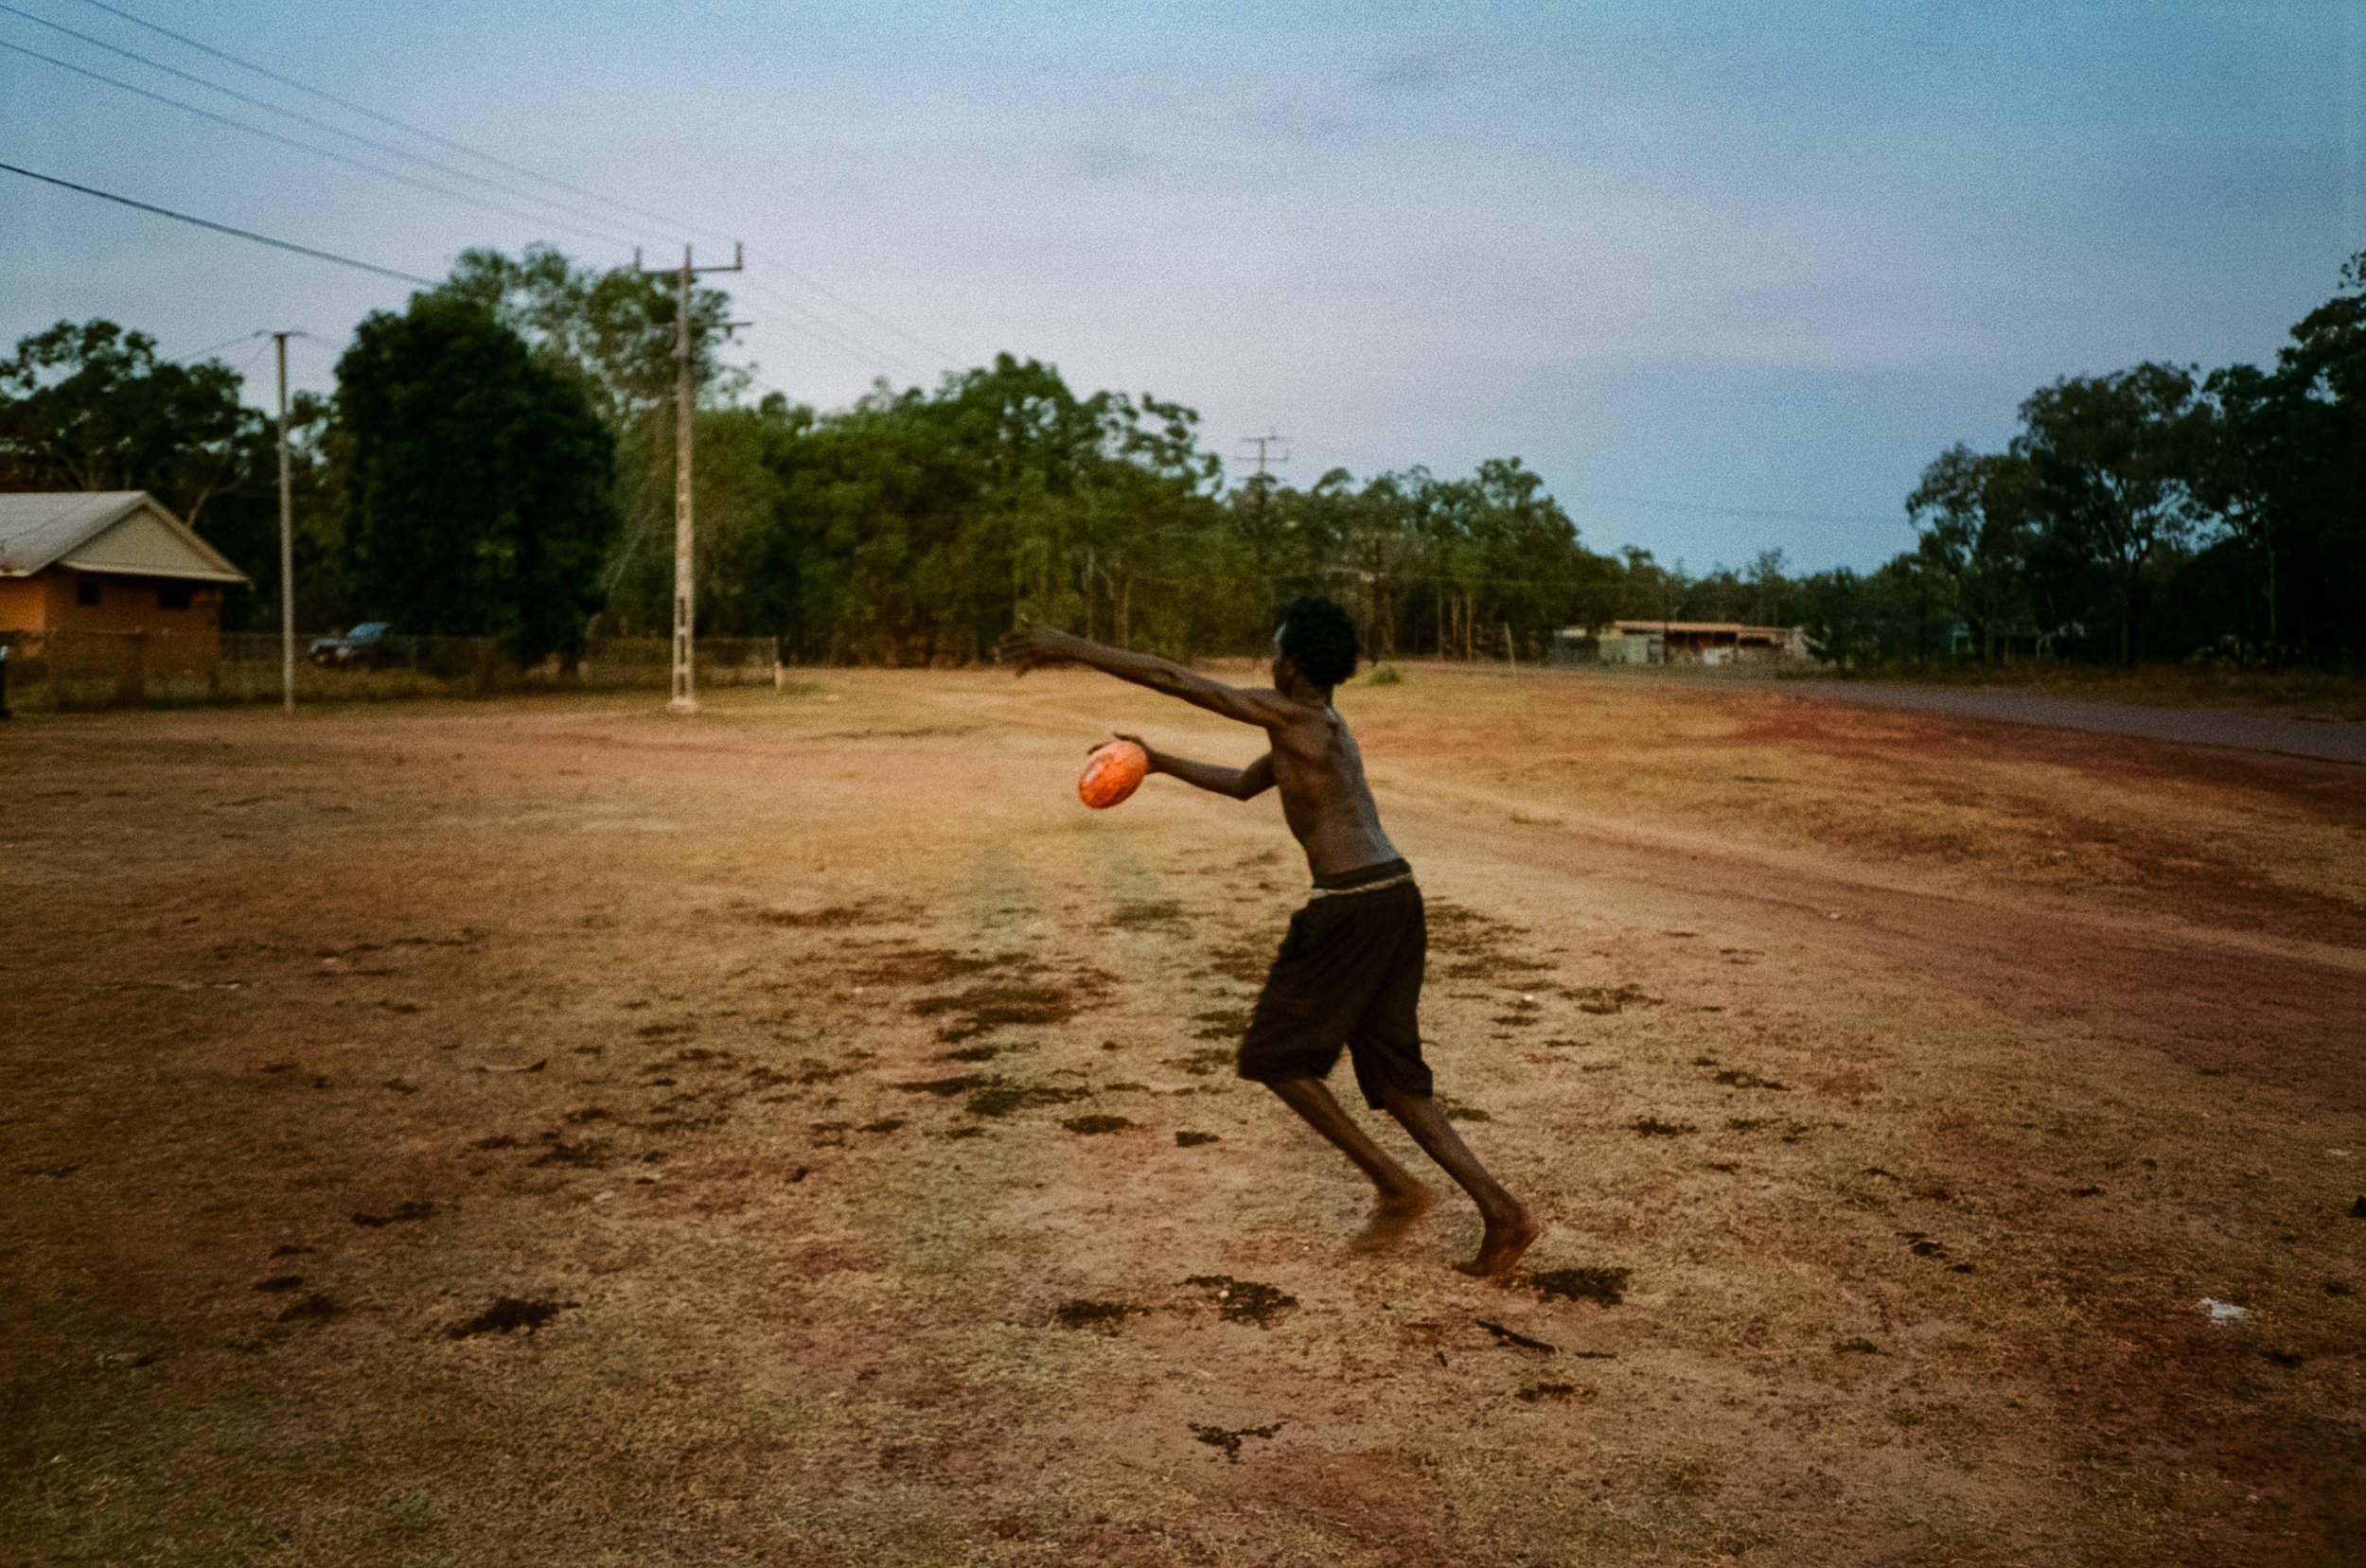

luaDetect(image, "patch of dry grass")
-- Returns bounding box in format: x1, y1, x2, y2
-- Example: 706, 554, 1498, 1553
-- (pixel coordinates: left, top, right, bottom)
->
2, 674, 2360, 1565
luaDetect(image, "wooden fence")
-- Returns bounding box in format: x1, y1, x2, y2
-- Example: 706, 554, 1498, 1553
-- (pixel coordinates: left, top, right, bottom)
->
0, 630, 785, 713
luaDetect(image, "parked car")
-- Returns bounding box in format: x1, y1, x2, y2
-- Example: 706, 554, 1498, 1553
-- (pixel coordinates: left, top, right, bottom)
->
309, 622, 395, 669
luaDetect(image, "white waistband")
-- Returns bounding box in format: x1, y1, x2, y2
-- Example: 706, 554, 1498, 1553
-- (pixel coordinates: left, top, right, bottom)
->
1306, 871, 1416, 900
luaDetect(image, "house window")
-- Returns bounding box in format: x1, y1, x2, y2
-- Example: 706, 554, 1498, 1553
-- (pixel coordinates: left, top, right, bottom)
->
157, 582, 194, 611
77, 576, 100, 607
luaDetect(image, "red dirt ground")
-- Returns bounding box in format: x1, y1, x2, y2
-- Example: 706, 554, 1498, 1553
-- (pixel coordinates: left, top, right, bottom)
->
3, 667, 2361, 1566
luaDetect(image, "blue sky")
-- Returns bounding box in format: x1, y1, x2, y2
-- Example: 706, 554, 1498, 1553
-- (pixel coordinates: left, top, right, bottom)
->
4, 1, 2358, 570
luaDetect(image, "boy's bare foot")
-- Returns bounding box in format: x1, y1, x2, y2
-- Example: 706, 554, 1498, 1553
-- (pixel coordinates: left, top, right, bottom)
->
1455, 1204, 1541, 1279
1350, 1184, 1434, 1253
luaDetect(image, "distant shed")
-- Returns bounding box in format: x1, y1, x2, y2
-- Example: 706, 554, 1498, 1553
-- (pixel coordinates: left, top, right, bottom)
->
0, 491, 248, 671
1555, 620, 1811, 666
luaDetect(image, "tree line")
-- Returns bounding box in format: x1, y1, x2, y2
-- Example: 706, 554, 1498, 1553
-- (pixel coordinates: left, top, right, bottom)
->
4, 246, 2359, 669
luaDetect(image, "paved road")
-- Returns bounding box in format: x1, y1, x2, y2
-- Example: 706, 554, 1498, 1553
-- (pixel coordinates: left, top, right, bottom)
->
1422, 661, 2366, 765
1765, 679, 2366, 765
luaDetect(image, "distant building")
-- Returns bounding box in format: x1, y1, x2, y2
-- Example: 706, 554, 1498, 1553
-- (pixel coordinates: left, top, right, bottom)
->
0, 492, 248, 672
1556, 620, 1811, 667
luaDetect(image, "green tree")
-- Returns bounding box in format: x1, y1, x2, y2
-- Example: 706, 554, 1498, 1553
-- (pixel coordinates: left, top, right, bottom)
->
1906, 444, 2038, 661
423, 246, 752, 642
194, 389, 347, 634
2012, 363, 2206, 665
731, 355, 1238, 664
430, 244, 744, 429
0, 319, 353, 629
337, 297, 620, 661
2249, 251, 2366, 662
2191, 363, 2291, 659
1795, 568, 1880, 667
1795, 555, 1936, 669
0, 319, 266, 531
1744, 549, 1795, 628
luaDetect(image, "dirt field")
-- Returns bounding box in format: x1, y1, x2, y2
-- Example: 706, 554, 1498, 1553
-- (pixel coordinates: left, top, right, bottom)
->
5, 666, 2362, 1567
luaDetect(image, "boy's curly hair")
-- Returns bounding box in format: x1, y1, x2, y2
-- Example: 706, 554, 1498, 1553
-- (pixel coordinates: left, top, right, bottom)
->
1277, 595, 1359, 689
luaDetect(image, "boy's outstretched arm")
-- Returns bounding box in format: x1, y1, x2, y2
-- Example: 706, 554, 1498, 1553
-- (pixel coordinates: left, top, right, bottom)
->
1001, 625, 1296, 730
1115, 733, 1273, 801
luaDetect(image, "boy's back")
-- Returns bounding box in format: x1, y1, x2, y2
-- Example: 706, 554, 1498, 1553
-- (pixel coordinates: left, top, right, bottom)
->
1244, 689, 1400, 880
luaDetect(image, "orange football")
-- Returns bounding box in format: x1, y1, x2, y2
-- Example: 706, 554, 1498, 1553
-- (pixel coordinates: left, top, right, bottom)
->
1078, 740, 1149, 809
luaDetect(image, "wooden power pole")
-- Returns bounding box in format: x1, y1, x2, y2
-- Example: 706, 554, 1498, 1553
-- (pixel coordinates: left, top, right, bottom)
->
642, 242, 742, 714
1237, 429, 1289, 535
274, 330, 294, 714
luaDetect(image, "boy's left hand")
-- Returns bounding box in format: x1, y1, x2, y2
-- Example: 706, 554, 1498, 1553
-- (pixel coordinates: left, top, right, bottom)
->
1086, 732, 1159, 769
1110, 731, 1159, 771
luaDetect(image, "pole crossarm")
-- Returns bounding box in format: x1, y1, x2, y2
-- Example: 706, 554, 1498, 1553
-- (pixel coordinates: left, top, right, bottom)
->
1240, 429, 1291, 478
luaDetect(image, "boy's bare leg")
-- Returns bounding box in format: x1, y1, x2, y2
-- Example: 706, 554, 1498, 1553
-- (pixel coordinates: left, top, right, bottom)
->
1262, 1077, 1435, 1249
1375, 1084, 1540, 1278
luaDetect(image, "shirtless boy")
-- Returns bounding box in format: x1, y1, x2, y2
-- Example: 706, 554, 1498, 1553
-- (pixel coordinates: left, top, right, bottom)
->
1002, 596, 1539, 1278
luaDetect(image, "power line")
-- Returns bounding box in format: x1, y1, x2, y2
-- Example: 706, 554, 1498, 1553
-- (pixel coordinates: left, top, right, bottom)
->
1281, 437, 1898, 529
57, 0, 962, 371
229, 333, 275, 381
167, 328, 266, 366
738, 281, 933, 383
66, 0, 729, 247
0, 0, 653, 247
0, 160, 437, 285
1241, 429, 1290, 476
0, 37, 646, 250
743, 247, 962, 365
1552, 488, 1898, 527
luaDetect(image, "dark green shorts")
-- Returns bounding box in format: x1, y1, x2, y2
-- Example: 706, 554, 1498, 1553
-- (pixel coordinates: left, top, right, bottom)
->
1236, 861, 1433, 1110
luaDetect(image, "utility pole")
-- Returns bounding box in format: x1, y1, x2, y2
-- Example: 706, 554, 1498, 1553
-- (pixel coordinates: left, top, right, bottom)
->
641, 242, 743, 714
1238, 428, 1289, 537
1239, 428, 1290, 481
274, 330, 294, 714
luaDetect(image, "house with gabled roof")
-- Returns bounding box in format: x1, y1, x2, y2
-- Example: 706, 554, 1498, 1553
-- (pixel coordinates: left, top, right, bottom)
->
0, 491, 249, 671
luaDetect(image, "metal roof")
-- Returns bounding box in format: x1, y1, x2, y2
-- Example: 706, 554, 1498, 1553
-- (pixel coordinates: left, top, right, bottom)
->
1607, 620, 1799, 638
0, 491, 248, 584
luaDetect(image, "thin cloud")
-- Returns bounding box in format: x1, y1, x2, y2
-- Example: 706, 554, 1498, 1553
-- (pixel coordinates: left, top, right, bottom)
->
1234, 87, 1356, 141
1366, 45, 1454, 92
1067, 138, 1152, 183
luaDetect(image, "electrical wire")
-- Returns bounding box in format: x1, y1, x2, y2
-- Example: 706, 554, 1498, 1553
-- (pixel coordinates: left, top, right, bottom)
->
59, 0, 967, 372
759, 315, 909, 382
0, 0, 656, 246
1552, 489, 1898, 527
640, 266, 919, 386
756, 309, 922, 387
739, 281, 933, 383
1277, 441, 1898, 530
67, 0, 730, 247
743, 247, 963, 365
0, 160, 437, 285
0, 38, 647, 251
167, 328, 263, 365
227, 333, 274, 381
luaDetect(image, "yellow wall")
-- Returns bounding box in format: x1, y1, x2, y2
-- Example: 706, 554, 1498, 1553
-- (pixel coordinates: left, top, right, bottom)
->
0, 575, 46, 632
0, 569, 224, 670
